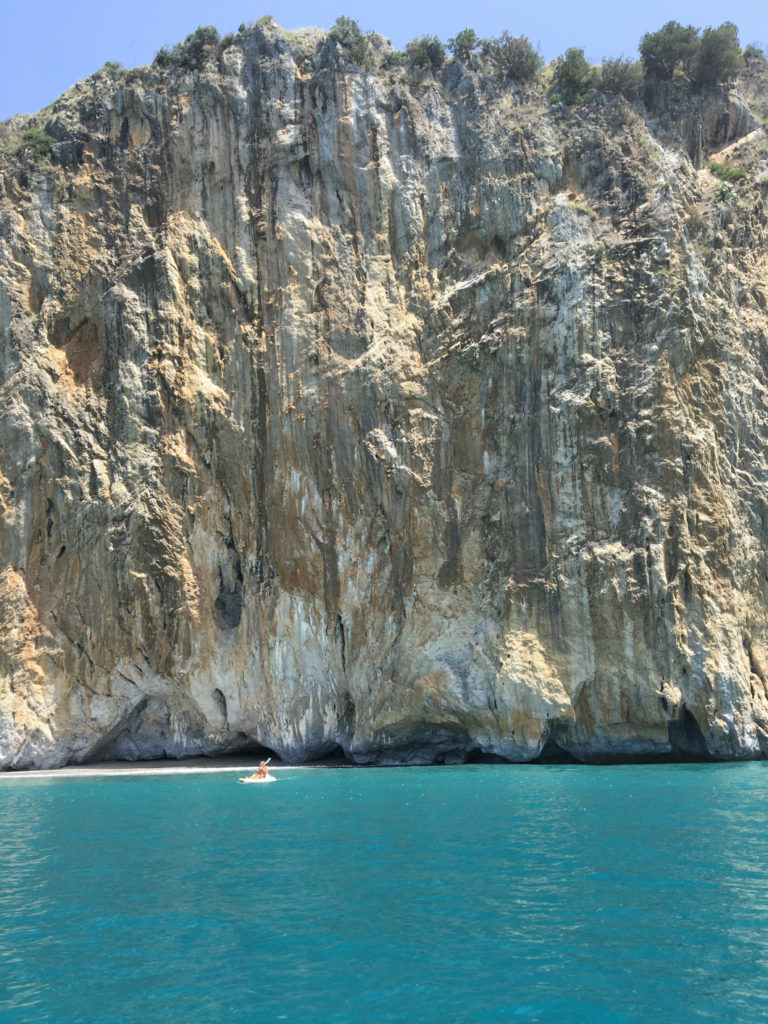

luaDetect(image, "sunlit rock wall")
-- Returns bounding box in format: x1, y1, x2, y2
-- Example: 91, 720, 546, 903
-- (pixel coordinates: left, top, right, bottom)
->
1, 22, 768, 767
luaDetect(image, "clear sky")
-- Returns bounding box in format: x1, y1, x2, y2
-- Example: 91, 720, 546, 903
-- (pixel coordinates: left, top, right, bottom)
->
1, 0, 765, 121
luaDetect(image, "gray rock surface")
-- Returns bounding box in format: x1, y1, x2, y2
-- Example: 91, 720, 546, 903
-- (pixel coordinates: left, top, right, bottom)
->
1, 22, 768, 767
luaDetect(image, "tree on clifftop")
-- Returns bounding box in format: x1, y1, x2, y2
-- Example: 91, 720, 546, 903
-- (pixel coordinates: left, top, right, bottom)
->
639, 21, 699, 80
640, 20, 742, 89
484, 32, 542, 83
692, 23, 742, 87
177, 25, 221, 69
599, 57, 643, 99
447, 29, 478, 62
329, 16, 370, 65
406, 35, 446, 79
550, 47, 597, 103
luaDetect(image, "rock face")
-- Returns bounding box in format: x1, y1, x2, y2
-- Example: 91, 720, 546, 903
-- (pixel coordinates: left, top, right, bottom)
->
2, 24, 768, 768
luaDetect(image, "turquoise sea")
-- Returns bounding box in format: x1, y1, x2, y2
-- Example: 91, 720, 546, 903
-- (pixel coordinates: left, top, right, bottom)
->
2, 762, 768, 1023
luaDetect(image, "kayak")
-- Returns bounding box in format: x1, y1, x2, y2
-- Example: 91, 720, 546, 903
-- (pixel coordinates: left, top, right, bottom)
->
239, 774, 276, 784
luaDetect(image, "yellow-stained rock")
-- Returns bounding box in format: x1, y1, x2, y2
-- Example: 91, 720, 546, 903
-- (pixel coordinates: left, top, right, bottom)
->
2, 22, 768, 767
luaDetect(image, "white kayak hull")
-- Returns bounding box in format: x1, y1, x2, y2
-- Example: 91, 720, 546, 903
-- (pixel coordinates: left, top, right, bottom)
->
239, 774, 276, 784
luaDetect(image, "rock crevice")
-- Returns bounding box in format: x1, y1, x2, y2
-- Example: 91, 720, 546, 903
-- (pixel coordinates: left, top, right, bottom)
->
1, 22, 768, 767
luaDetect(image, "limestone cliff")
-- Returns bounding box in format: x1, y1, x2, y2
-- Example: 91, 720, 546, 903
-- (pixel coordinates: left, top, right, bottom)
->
2, 21, 768, 768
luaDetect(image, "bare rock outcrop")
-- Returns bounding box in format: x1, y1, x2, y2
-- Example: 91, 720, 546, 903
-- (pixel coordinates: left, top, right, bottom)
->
2, 22, 768, 767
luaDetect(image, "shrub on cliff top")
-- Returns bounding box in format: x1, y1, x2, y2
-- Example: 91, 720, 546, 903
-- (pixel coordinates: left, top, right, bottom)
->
550, 47, 597, 104
692, 22, 742, 87
406, 35, 446, 79
484, 32, 542, 83
599, 57, 643, 99
640, 21, 699, 81
179, 25, 221, 69
640, 20, 742, 88
447, 29, 479, 63
743, 43, 766, 63
383, 49, 408, 69
153, 25, 221, 71
329, 16, 370, 65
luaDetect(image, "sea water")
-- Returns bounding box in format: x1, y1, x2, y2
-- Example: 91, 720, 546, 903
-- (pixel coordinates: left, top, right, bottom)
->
2, 763, 768, 1023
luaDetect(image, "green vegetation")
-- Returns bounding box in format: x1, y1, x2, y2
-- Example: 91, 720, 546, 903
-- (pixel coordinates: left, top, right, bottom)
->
693, 23, 742, 87
176, 25, 220, 69
153, 24, 220, 70
406, 35, 446, 79
383, 49, 408, 69
483, 32, 542, 83
599, 57, 643, 99
640, 20, 743, 88
20, 127, 53, 159
329, 16, 369, 65
447, 29, 478, 62
709, 161, 746, 182
550, 48, 597, 104
714, 181, 738, 203
153, 46, 172, 67
640, 21, 699, 80
135, 15, 757, 103
24, 13, 758, 131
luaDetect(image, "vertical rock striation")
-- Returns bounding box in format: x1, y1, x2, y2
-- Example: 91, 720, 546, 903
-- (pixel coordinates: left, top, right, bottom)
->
1, 22, 768, 767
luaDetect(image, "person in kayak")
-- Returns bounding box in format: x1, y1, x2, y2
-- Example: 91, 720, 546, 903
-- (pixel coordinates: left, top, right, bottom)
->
248, 761, 270, 780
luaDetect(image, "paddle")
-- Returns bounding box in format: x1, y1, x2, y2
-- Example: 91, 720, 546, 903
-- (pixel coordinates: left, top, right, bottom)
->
238, 757, 273, 783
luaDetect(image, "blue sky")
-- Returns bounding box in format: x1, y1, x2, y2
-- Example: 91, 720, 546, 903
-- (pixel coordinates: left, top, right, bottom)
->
1, 1, 765, 120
